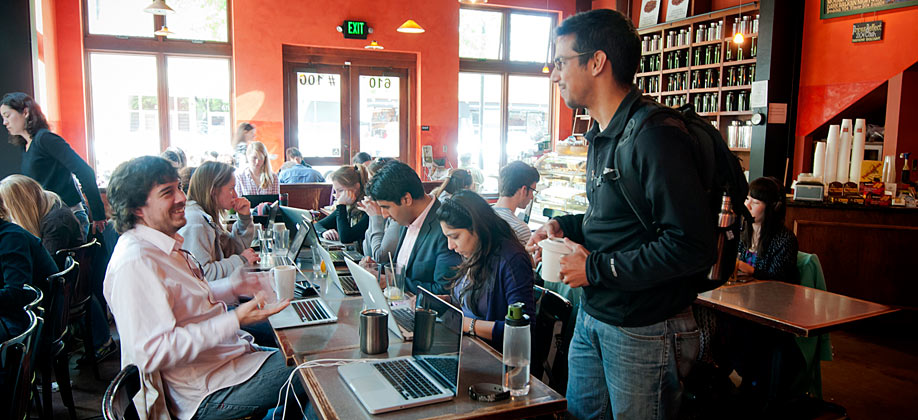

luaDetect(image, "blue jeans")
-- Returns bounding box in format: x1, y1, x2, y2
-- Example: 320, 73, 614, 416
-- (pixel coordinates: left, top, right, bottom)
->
192, 350, 311, 420
566, 306, 700, 420
73, 208, 90, 239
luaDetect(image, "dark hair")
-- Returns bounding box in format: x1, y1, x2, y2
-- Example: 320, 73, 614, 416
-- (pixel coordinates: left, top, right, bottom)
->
431, 169, 473, 197
741, 177, 786, 255
107, 156, 179, 234
1, 92, 50, 146
161, 147, 187, 169
178, 166, 196, 194
367, 157, 395, 177
286, 147, 302, 159
555, 9, 640, 87
366, 161, 425, 202
436, 190, 525, 317
352, 152, 372, 165
499, 161, 541, 197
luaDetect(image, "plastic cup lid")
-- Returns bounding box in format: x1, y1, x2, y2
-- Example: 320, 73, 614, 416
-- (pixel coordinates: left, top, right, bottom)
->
539, 238, 571, 254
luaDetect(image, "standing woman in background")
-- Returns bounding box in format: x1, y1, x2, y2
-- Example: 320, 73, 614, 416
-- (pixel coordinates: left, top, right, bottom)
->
736, 176, 798, 283
231, 122, 256, 168
234, 141, 279, 196
1, 92, 106, 236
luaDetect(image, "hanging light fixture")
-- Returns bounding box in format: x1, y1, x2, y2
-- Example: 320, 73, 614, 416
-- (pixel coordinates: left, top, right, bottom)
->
733, 4, 744, 44
397, 19, 425, 34
154, 25, 174, 36
365, 40, 384, 50
144, 0, 174, 15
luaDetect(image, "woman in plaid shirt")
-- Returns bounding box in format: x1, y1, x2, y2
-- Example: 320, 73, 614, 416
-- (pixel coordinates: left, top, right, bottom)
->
234, 141, 279, 196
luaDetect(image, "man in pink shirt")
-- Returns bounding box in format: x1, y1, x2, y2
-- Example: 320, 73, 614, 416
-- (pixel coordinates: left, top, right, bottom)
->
104, 156, 302, 420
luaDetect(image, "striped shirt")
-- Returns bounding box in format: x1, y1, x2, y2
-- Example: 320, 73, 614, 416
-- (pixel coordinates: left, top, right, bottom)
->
492, 206, 531, 246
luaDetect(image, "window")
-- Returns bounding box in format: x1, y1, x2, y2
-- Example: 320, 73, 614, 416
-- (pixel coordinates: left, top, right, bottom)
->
458, 6, 555, 194
83, 0, 231, 183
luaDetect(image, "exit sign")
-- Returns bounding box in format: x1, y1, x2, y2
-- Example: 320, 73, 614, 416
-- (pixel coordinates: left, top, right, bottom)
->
342, 20, 368, 39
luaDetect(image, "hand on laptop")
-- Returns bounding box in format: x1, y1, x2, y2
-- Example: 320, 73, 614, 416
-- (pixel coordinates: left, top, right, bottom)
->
322, 229, 339, 241
235, 291, 288, 326
233, 197, 252, 216
240, 248, 260, 265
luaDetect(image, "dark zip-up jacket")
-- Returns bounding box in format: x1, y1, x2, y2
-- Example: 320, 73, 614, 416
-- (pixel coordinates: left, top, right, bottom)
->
554, 88, 713, 327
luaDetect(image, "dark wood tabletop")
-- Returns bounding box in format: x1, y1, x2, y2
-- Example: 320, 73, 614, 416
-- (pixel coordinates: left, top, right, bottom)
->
271, 255, 566, 419
695, 280, 899, 337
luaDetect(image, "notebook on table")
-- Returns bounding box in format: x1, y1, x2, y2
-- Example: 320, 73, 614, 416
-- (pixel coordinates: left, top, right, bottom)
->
338, 287, 462, 414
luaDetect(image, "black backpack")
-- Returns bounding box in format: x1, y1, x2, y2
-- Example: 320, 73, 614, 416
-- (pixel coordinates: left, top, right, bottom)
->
611, 98, 751, 292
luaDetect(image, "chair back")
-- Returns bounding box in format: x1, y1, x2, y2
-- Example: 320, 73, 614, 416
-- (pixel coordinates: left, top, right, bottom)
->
279, 183, 333, 211
57, 238, 100, 318
38, 257, 79, 357
22, 284, 43, 313
102, 364, 141, 420
1, 310, 42, 420
531, 285, 574, 395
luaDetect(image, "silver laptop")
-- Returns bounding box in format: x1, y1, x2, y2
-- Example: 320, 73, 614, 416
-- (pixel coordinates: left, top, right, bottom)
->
312, 239, 360, 296
344, 258, 414, 341
261, 221, 309, 268
338, 287, 461, 414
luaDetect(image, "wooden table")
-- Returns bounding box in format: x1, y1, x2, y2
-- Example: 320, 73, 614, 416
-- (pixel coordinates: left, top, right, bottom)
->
695, 281, 899, 337
273, 257, 567, 419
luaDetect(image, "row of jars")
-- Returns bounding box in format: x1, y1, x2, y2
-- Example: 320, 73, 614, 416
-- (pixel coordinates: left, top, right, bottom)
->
693, 45, 721, 66
724, 64, 756, 87
693, 93, 720, 114
663, 95, 688, 108
732, 14, 760, 36
641, 35, 662, 53
636, 76, 659, 94
691, 69, 720, 89
639, 54, 661, 73
725, 37, 757, 61
665, 28, 691, 48
695, 22, 724, 43
724, 91, 750, 112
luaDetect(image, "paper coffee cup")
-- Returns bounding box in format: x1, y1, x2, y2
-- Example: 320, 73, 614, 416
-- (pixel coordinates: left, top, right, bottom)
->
273, 265, 296, 300
539, 238, 572, 282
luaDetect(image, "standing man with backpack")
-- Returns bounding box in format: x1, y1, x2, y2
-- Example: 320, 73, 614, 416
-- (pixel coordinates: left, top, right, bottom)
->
527, 9, 715, 420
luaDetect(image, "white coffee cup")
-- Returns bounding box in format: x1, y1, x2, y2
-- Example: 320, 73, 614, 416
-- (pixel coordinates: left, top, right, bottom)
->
539, 238, 572, 282
273, 265, 296, 300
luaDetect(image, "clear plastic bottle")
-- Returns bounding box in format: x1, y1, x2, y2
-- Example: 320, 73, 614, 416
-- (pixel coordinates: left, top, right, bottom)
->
502, 302, 531, 397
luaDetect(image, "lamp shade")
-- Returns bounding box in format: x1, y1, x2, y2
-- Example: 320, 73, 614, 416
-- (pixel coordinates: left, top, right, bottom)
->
365, 40, 384, 50
154, 25, 174, 36
144, 0, 175, 15
397, 19, 425, 34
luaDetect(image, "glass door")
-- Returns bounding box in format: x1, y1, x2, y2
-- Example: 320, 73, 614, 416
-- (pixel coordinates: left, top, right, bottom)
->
355, 68, 407, 161
291, 65, 349, 164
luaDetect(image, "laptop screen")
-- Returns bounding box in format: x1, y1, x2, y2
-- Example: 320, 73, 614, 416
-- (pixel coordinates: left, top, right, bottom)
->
286, 222, 310, 261
413, 287, 462, 395
243, 194, 278, 207
279, 206, 314, 233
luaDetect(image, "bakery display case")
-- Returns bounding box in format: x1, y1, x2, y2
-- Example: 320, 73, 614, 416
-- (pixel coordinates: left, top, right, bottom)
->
528, 151, 588, 225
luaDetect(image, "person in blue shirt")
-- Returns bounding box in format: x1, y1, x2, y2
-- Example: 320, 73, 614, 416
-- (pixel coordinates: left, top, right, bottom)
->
437, 190, 535, 350
278, 147, 325, 183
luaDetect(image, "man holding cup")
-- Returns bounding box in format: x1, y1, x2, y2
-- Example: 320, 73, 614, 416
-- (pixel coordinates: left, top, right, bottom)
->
526, 10, 712, 420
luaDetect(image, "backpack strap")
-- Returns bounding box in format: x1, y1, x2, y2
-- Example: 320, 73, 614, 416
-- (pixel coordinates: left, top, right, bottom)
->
612, 100, 680, 234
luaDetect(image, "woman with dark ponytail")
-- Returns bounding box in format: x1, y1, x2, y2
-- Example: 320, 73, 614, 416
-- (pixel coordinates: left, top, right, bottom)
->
737, 177, 798, 283
436, 190, 535, 350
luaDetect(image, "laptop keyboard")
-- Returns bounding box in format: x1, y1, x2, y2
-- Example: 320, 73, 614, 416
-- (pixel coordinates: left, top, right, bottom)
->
391, 307, 414, 332
339, 276, 360, 295
422, 357, 458, 388
292, 299, 330, 322
374, 359, 439, 400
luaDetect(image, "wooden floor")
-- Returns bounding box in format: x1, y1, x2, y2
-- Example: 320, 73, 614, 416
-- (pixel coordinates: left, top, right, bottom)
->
52, 311, 917, 420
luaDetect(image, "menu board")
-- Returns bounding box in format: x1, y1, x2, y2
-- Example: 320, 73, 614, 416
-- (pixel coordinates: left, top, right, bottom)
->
821, 0, 918, 19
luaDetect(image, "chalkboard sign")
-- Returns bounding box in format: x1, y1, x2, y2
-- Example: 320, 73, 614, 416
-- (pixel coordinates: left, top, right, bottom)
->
821, 0, 918, 19
852, 21, 883, 43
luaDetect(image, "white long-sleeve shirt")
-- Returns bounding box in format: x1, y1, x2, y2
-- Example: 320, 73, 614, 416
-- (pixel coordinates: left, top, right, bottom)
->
103, 224, 271, 420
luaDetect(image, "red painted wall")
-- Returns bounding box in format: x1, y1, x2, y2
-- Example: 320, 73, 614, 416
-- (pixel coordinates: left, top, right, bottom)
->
233, 0, 575, 171
53, 0, 88, 158
793, 0, 918, 177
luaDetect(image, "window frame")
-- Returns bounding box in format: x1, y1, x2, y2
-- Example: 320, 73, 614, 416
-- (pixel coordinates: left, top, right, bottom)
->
459, 5, 557, 181
81, 0, 233, 171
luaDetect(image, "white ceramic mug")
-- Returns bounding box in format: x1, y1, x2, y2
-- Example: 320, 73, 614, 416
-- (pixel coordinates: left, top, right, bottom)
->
273, 265, 296, 300
539, 238, 572, 282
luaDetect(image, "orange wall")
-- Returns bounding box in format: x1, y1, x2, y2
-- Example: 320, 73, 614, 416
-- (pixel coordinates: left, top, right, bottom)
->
53, 0, 88, 158
793, 0, 918, 176
233, 0, 575, 172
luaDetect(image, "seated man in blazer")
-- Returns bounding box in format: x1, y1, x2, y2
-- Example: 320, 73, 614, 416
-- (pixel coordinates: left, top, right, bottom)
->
363, 161, 461, 294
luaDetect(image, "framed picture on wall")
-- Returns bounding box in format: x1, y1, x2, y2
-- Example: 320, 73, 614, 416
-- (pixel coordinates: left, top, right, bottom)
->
821, 0, 918, 19
665, 0, 690, 22
639, 0, 661, 28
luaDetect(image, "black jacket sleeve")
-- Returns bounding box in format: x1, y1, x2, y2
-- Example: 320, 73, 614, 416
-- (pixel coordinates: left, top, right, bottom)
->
553, 213, 585, 245
333, 205, 369, 244
38, 133, 106, 221
316, 209, 338, 231
586, 125, 714, 291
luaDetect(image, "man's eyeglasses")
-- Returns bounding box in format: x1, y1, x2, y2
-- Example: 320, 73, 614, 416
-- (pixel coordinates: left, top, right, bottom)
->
552, 51, 597, 72
524, 185, 540, 194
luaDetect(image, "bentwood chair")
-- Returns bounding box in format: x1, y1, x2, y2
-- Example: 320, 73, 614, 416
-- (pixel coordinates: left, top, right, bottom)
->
57, 238, 103, 379
1, 310, 42, 420
102, 364, 141, 420
34, 257, 79, 420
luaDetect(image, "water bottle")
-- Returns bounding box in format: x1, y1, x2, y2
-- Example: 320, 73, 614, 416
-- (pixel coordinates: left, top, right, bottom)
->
708, 193, 736, 281
502, 302, 531, 396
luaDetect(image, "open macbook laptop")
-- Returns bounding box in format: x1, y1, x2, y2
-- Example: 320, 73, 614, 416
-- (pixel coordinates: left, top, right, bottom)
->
311, 237, 360, 296
338, 287, 461, 414
344, 258, 414, 341
267, 223, 338, 329
261, 220, 309, 268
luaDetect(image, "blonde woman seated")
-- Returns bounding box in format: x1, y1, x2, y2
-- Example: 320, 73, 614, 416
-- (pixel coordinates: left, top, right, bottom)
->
180, 161, 260, 281
234, 141, 279, 196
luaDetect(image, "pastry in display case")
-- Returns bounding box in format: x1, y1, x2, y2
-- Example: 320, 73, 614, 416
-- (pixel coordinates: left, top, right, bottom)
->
528, 151, 588, 224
